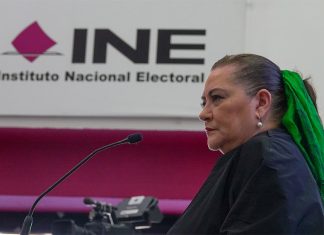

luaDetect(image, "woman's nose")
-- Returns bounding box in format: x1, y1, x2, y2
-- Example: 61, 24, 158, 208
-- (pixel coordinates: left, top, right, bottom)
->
199, 105, 212, 122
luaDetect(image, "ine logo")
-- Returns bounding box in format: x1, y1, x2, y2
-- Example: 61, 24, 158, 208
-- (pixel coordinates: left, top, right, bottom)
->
2, 21, 206, 65
2, 21, 62, 62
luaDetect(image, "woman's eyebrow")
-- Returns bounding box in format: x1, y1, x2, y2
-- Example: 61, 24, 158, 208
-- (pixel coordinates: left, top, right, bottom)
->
208, 88, 226, 96
201, 88, 227, 100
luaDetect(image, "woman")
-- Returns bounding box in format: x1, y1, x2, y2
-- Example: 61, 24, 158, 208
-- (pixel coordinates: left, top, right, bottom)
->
168, 54, 324, 234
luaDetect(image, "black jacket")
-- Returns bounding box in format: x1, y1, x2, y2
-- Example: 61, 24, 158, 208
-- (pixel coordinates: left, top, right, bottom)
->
168, 128, 324, 234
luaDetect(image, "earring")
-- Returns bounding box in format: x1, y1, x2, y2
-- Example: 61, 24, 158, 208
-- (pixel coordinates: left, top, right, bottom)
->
257, 117, 263, 128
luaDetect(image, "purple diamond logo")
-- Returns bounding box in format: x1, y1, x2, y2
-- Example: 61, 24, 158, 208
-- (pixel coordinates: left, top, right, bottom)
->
10, 21, 57, 62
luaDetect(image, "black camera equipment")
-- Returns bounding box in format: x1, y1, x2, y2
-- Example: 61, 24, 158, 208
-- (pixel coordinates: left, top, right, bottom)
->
52, 196, 163, 235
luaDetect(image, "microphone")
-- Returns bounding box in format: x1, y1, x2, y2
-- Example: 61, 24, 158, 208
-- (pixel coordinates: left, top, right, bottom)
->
127, 133, 142, 144
20, 133, 143, 235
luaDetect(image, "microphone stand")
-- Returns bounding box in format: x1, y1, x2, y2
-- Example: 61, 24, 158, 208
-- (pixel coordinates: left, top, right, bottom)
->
20, 134, 142, 235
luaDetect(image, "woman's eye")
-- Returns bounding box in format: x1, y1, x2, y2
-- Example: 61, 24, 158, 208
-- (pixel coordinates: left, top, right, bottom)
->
200, 95, 223, 108
211, 95, 223, 102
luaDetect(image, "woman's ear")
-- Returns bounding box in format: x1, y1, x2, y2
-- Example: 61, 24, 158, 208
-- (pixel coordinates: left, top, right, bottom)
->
255, 89, 272, 118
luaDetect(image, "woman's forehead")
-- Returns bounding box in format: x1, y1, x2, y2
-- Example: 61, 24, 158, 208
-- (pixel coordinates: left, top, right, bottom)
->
205, 67, 237, 89
208, 65, 237, 80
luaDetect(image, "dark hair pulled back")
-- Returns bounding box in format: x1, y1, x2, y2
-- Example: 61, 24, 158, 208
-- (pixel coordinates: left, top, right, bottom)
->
211, 54, 318, 123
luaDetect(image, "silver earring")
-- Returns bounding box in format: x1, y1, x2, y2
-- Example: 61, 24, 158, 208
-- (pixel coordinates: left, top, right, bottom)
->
257, 118, 263, 128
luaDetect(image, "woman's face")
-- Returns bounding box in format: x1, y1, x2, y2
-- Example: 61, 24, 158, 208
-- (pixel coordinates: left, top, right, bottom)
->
199, 65, 260, 154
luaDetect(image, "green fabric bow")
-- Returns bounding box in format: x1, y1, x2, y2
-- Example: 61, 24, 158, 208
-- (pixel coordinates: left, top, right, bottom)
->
281, 70, 324, 203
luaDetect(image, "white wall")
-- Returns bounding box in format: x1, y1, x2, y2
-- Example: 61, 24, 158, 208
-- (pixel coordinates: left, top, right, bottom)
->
0, 115, 204, 130
245, 0, 324, 118
0, 0, 323, 130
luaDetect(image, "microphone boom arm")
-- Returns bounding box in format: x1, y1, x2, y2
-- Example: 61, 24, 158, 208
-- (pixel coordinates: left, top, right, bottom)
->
20, 134, 142, 235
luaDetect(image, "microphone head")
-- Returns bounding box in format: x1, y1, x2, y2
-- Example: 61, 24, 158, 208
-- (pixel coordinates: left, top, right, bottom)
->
127, 133, 143, 144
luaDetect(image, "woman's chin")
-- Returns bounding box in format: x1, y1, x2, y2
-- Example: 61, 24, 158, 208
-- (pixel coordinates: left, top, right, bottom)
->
207, 142, 221, 152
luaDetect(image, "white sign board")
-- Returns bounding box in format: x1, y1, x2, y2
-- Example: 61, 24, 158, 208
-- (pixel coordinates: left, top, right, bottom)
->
0, 0, 245, 117
245, 0, 324, 117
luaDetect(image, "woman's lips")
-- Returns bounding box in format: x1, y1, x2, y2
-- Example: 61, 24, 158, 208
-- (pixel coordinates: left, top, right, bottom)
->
205, 127, 216, 132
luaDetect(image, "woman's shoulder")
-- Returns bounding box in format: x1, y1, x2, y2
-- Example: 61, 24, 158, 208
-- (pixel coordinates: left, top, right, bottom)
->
229, 128, 315, 196
242, 128, 300, 158
245, 127, 292, 147
238, 127, 306, 170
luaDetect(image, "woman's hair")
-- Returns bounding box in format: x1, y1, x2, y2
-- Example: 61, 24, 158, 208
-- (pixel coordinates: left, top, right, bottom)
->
211, 54, 318, 122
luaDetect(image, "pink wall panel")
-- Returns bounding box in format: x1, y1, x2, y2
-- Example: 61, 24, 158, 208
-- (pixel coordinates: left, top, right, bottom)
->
0, 128, 221, 214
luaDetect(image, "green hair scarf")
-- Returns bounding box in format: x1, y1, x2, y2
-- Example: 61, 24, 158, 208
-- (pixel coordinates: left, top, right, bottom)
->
281, 70, 324, 203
